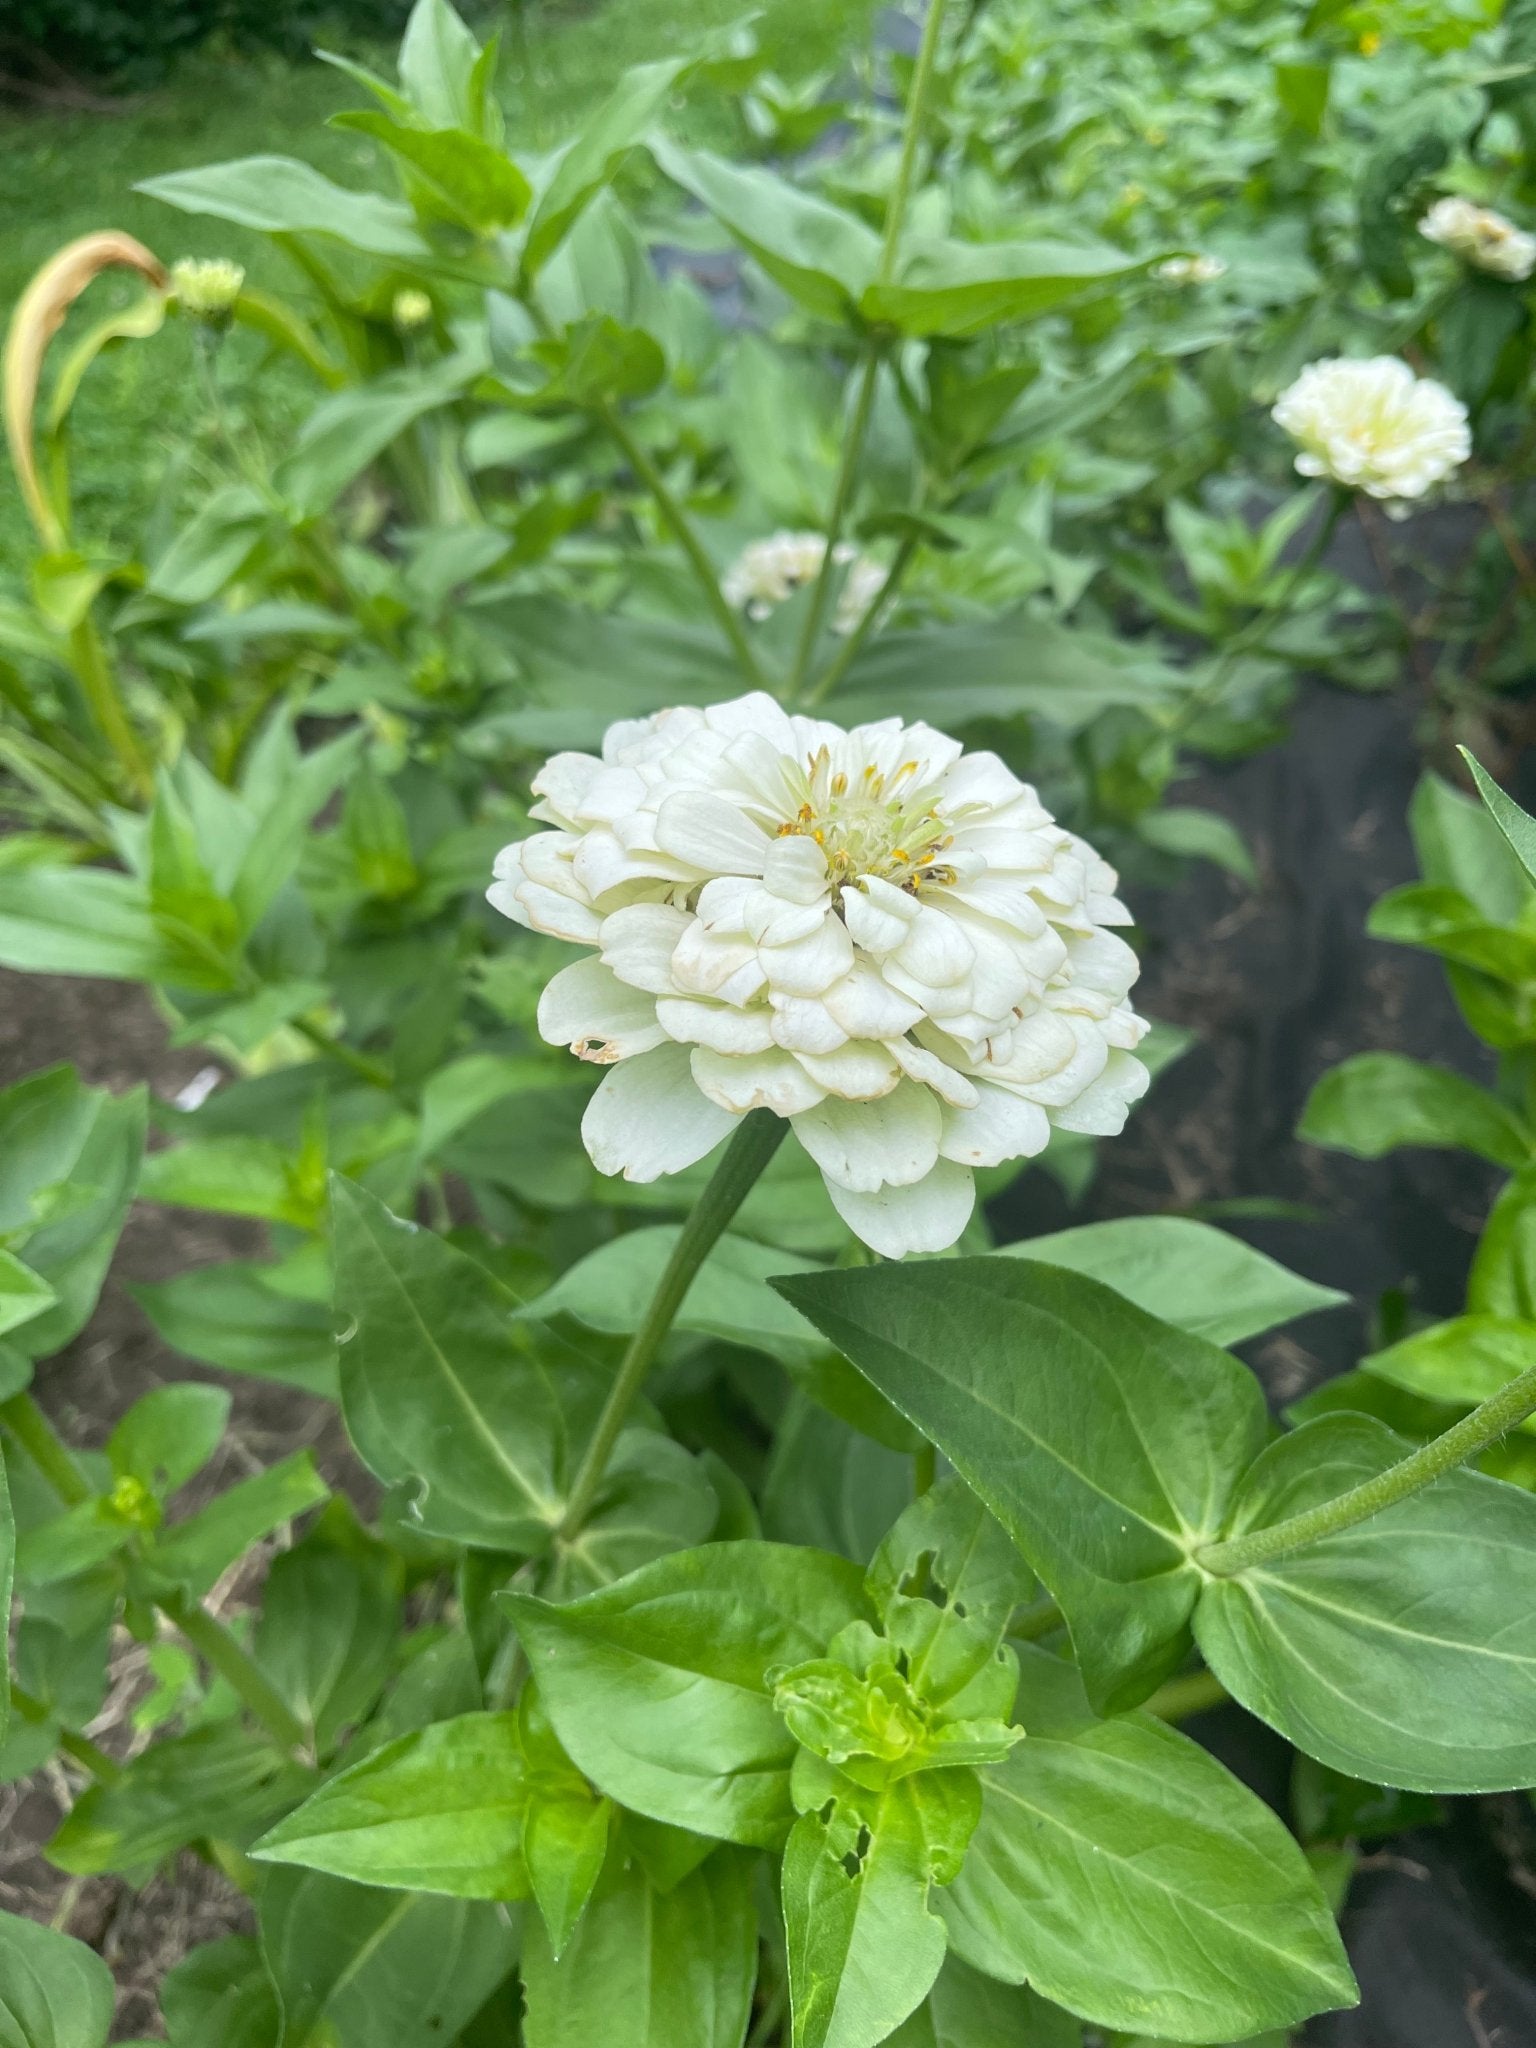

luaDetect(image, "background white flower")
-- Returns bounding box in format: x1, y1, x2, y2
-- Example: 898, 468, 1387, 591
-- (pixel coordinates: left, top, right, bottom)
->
1155, 254, 1227, 285
1271, 357, 1469, 505
722, 531, 886, 635
490, 695, 1149, 1257
1419, 196, 1536, 283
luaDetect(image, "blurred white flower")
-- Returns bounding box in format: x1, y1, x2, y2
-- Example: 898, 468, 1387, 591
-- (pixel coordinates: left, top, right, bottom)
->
489, 695, 1148, 1257
1271, 357, 1469, 505
1155, 254, 1227, 286
722, 531, 884, 635
392, 288, 434, 332
171, 257, 245, 323
1419, 197, 1536, 283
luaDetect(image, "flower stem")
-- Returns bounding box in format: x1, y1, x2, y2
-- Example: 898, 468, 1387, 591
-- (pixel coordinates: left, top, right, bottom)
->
0, 1392, 92, 1506
159, 1591, 307, 1752
67, 615, 152, 803
801, 532, 918, 709
1198, 1360, 1536, 1577
10, 1683, 123, 1782
2, 1392, 307, 1753
556, 1111, 786, 1540
594, 399, 770, 691
788, 0, 950, 703
292, 1015, 394, 1091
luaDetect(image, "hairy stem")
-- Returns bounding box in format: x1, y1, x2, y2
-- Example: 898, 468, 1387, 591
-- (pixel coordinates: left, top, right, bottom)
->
556, 1112, 786, 1540
595, 400, 769, 690
1199, 1360, 1536, 1576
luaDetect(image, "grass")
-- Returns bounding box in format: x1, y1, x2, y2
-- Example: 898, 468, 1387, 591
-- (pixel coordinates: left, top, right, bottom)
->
0, 0, 889, 568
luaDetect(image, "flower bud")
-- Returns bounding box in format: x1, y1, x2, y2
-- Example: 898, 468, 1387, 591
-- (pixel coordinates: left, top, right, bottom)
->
171, 256, 245, 326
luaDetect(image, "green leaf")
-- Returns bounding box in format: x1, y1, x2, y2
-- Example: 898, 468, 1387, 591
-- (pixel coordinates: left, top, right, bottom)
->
138, 157, 430, 258
505, 1540, 869, 1846
0, 869, 192, 984
763, 1397, 915, 1561
1410, 768, 1530, 924
521, 1843, 757, 2048
891, 1959, 1080, 2047
133, 1260, 338, 1398
863, 236, 1149, 338
1462, 750, 1536, 891
1194, 1413, 1536, 1791
1298, 1052, 1533, 1167
138, 1136, 321, 1230
524, 1225, 820, 1360
516, 1681, 609, 1955
524, 60, 691, 277
49, 1724, 310, 1875
0, 1252, 56, 1340
143, 1450, 328, 1597
996, 1215, 1345, 1347
159, 1937, 280, 2048
331, 1178, 567, 1550
275, 353, 480, 520
254, 1517, 402, 1754
651, 140, 880, 319
1137, 804, 1258, 883
397, 0, 484, 128
417, 1052, 567, 1159
1470, 1166, 1536, 1318
783, 1772, 955, 2048
774, 1259, 1268, 1712
0, 1909, 114, 2048
255, 1712, 528, 1895
149, 484, 273, 606
0, 1075, 145, 1360
1362, 1314, 1536, 1427
258, 1868, 518, 2048
108, 1384, 230, 1497
942, 1650, 1355, 2041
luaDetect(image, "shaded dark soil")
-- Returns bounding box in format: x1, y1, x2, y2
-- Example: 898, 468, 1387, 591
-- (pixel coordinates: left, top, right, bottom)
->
2, 671, 1532, 2041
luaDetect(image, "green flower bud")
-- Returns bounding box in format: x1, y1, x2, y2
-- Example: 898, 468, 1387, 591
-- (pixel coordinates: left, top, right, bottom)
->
171, 256, 245, 326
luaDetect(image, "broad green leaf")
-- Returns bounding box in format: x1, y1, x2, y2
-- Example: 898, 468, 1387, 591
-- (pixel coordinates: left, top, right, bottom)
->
133, 1260, 338, 1398
258, 1868, 517, 2048
0, 1909, 113, 2048
888, 1957, 1080, 2047
775, 1260, 1268, 1712
1463, 750, 1536, 891
523, 1226, 820, 1359
865, 1477, 1034, 1709
336, 115, 530, 233
546, 1430, 717, 1599
143, 1451, 328, 1598
1298, 1052, 1533, 1167
331, 1178, 567, 1550
1195, 1414, 1536, 1791
650, 140, 880, 319
1470, 1167, 1536, 1318
108, 1385, 230, 1498
138, 1137, 321, 1230
941, 1651, 1356, 2041
1367, 883, 1536, 982
517, 1682, 609, 1957
863, 237, 1149, 338
1137, 804, 1258, 883
138, 157, 431, 258
525, 60, 692, 277
763, 1397, 914, 1562
521, 1844, 757, 2048
159, 1937, 280, 2048
783, 1770, 956, 2048
0, 1455, 11, 1745
1362, 1315, 1536, 1429
149, 484, 273, 606
996, 1215, 1345, 1347
255, 1712, 528, 1896
49, 1724, 310, 1875
1409, 768, 1530, 925
0, 1253, 55, 1340
254, 1520, 402, 1754
14, 1503, 126, 1589
275, 354, 480, 520
397, 0, 484, 129
418, 1052, 569, 1158
506, 1541, 869, 1846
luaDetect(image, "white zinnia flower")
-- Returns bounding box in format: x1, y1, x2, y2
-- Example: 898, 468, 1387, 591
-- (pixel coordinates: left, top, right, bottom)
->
722, 532, 884, 635
1155, 254, 1227, 286
1419, 197, 1536, 283
488, 695, 1149, 1258
1271, 357, 1469, 505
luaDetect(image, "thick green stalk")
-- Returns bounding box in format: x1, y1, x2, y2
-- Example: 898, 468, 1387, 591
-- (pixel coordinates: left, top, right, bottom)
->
556, 1111, 786, 1540
160, 1591, 307, 1752
66, 615, 151, 802
876, 0, 952, 281
595, 400, 769, 690
1199, 1360, 1536, 1577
